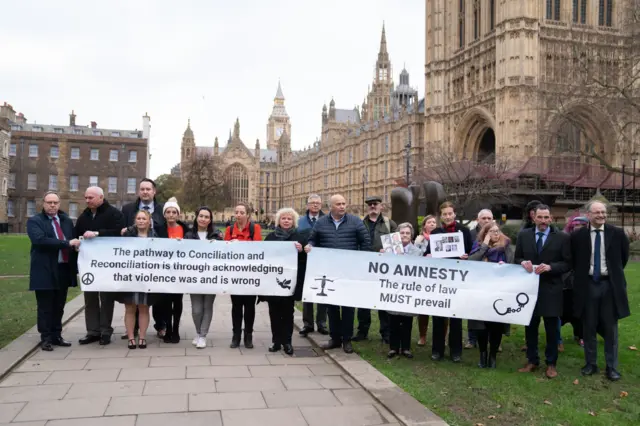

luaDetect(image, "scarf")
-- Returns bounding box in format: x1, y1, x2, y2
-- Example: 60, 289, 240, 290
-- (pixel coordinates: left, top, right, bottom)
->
481, 242, 508, 263
443, 222, 457, 233
273, 226, 296, 240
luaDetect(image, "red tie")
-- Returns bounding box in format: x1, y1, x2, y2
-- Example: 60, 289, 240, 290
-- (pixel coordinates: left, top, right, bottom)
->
52, 217, 69, 263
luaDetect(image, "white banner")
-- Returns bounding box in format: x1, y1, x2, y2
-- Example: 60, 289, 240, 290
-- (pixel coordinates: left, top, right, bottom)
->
302, 248, 540, 325
77, 237, 299, 296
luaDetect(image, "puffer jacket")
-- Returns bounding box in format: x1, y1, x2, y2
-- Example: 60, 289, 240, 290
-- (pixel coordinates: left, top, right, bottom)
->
308, 213, 371, 251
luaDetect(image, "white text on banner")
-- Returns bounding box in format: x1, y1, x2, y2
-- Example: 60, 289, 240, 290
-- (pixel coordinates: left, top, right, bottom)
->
77, 237, 299, 296
302, 248, 539, 326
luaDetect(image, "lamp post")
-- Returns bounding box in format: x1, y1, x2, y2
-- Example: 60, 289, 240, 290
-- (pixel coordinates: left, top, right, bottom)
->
405, 140, 411, 186
622, 164, 626, 228
362, 172, 366, 215
266, 172, 270, 222
632, 152, 638, 232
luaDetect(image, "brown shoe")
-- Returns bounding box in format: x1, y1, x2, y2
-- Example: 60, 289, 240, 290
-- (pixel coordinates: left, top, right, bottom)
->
518, 363, 538, 373
558, 343, 565, 353
546, 365, 558, 378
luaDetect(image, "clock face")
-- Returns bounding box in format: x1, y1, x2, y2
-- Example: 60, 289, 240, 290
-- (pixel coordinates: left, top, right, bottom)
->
276, 127, 284, 138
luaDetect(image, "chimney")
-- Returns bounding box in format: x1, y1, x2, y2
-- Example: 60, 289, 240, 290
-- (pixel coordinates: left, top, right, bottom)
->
69, 110, 76, 126
16, 112, 26, 124
91, 121, 97, 129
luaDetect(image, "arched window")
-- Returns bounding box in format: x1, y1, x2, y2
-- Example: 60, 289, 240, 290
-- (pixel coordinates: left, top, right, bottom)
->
1, 177, 7, 196
228, 163, 249, 203
556, 121, 583, 154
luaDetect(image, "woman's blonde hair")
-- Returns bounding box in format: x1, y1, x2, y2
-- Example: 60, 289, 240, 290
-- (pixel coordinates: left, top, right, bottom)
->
275, 208, 300, 228
421, 215, 436, 232
477, 221, 509, 248
135, 209, 152, 230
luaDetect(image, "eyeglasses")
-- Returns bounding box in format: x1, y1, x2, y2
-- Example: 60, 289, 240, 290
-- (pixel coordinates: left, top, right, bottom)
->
367, 203, 379, 207
488, 230, 500, 234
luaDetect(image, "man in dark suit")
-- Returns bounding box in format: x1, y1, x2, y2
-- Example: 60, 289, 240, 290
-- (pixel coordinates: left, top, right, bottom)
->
120, 178, 167, 339
304, 194, 371, 354
75, 186, 126, 345
27, 192, 81, 351
572, 201, 629, 381
515, 204, 571, 378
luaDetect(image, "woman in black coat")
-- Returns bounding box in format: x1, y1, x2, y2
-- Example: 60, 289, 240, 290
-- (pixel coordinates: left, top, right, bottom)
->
263, 207, 309, 355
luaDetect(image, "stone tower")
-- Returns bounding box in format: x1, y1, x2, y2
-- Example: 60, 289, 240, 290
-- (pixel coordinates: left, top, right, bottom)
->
365, 23, 394, 121
180, 119, 195, 172
266, 81, 292, 150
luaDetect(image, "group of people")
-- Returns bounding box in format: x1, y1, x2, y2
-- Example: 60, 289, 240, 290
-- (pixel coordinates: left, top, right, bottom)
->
27, 183, 630, 380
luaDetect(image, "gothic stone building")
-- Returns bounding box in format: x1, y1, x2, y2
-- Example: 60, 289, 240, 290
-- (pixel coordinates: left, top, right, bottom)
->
1, 103, 150, 233
180, 25, 425, 219
425, 0, 637, 216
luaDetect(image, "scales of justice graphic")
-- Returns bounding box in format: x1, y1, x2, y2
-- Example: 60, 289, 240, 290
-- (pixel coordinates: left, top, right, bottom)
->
310, 275, 336, 296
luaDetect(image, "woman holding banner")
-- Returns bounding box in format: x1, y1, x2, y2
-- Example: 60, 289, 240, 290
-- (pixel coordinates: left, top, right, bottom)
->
162, 198, 190, 344
413, 215, 437, 347
121, 210, 158, 349
468, 222, 514, 368
385, 222, 424, 359
224, 202, 262, 349
184, 207, 223, 349
262, 208, 309, 356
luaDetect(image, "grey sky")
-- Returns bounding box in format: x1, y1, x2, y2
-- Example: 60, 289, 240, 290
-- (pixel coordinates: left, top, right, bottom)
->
1, 0, 424, 178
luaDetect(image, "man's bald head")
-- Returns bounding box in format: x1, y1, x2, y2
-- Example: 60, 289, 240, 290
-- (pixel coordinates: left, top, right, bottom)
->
330, 194, 347, 219
84, 186, 104, 210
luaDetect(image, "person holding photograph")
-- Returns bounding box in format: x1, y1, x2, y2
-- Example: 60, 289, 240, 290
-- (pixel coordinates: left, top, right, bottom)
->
428, 202, 472, 363
468, 222, 514, 368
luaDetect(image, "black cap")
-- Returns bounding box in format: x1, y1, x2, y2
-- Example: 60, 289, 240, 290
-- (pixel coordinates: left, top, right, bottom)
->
365, 196, 382, 204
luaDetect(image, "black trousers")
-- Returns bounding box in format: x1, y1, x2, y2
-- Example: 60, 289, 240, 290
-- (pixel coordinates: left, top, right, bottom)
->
302, 302, 327, 329
164, 294, 183, 335
231, 295, 256, 335
432, 316, 462, 357
268, 297, 295, 345
476, 322, 503, 356
583, 278, 618, 369
525, 315, 559, 366
389, 314, 413, 351
35, 264, 70, 343
328, 305, 355, 343
356, 308, 390, 339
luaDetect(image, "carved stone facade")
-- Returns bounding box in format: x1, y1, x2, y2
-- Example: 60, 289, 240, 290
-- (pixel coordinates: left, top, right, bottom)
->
180, 25, 425, 219
425, 0, 635, 167
0, 116, 9, 231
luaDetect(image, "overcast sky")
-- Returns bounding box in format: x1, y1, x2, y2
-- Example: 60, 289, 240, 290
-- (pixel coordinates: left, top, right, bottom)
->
1, 0, 424, 178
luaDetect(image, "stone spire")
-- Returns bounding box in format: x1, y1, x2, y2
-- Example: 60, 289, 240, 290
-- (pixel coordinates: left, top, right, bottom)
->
275, 80, 285, 101
378, 22, 389, 62
233, 118, 240, 140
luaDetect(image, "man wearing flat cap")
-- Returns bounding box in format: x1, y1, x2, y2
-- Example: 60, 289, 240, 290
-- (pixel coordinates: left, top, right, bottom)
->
353, 195, 397, 343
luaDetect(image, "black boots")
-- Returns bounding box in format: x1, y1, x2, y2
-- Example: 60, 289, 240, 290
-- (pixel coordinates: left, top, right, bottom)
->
489, 353, 497, 368
244, 331, 254, 349
230, 333, 241, 348
478, 352, 488, 368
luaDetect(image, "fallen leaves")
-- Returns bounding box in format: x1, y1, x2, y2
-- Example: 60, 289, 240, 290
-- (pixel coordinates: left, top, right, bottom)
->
544, 400, 553, 405
629, 346, 637, 351
488, 415, 497, 419
620, 391, 629, 398
573, 379, 580, 385
588, 410, 597, 417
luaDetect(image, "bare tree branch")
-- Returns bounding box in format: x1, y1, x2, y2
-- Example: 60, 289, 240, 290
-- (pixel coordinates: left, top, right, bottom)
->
181, 153, 232, 212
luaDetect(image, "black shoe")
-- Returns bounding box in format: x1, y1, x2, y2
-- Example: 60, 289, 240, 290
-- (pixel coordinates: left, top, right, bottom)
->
163, 333, 173, 344
243, 332, 254, 349
268, 344, 282, 352
230, 335, 241, 349
283, 344, 294, 356
170, 334, 180, 344
581, 364, 599, 376
343, 341, 354, 353
138, 338, 147, 349
489, 354, 497, 368
52, 337, 72, 347
606, 367, 621, 381
387, 350, 398, 358
451, 354, 462, 363
128, 339, 137, 350
99, 335, 111, 345
402, 350, 414, 359
322, 339, 342, 350
431, 353, 443, 361
478, 352, 488, 368
317, 327, 329, 335
78, 335, 100, 345
299, 327, 314, 337
41, 341, 54, 352
352, 334, 368, 342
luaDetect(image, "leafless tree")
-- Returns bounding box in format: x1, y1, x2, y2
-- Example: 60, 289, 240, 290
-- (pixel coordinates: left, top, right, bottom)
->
181, 153, 232, 212
414, 142, 518, 223
533, 3, 639, 174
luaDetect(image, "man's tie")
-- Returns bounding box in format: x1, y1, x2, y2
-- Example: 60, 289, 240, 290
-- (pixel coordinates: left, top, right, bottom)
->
142, 205, 150, 211
536, 232, 544, 254
311, 217, 316, 224
142, 205, 153, 228
52, 217, 69, 263
593, 230, 601, 281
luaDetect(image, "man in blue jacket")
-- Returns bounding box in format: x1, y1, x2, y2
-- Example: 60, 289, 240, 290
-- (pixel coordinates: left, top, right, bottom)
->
304, 194, 371, 353
27, 192, 81, 351
298, 194, 328, 336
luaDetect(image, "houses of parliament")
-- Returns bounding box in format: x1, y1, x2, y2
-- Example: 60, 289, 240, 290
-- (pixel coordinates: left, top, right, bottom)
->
178, 25, 424, 218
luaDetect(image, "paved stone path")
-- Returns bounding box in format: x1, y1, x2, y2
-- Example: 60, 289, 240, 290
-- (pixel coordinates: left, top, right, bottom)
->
0, 296, 403, 426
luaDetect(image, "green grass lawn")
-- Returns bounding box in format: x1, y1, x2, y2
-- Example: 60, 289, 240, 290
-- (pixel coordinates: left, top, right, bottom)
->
0, 236, 80, 349
351, 263, 640, 426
